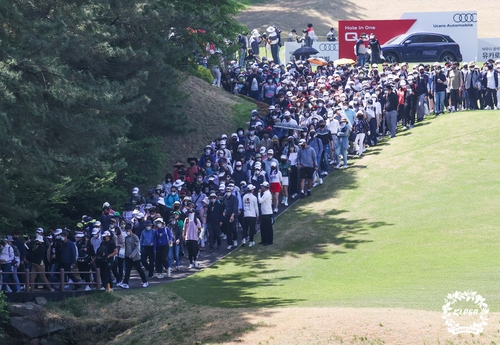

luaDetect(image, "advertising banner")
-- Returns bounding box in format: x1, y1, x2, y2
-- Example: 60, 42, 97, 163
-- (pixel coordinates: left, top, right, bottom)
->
477, 38, 500, 62
400, 11, 478, 62
338, 20, 416, 60
338, 11, 478, 63
284, 41, 339, 63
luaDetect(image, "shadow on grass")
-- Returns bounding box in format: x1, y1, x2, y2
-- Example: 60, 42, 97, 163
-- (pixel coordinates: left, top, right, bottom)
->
165, 161, 392, 311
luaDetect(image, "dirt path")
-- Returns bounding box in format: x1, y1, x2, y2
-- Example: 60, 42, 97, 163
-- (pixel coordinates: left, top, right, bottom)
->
238, 1, 500, 40
222, 308, 500, 345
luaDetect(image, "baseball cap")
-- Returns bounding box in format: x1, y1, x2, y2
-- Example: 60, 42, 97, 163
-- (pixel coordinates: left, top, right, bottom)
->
102, 231, 111, 237
261, 181, 270, 188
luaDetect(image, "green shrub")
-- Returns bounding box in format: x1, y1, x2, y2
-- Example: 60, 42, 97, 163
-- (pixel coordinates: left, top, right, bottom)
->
0, 291, 8, 338
189, 65, 213, 84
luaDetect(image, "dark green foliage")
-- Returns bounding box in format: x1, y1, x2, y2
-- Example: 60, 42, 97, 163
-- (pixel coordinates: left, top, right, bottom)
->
0, 0, 246, 233
0, 291, 7, 337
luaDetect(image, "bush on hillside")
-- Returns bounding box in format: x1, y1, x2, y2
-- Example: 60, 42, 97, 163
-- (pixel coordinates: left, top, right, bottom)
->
190, 65, 214, 84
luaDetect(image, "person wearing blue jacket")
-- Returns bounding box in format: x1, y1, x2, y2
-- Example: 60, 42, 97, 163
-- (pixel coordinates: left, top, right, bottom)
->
140, 220, 156, 279
154, 218, 173, 279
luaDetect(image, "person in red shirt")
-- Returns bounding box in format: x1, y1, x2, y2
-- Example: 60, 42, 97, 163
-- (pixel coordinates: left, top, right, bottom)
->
186, 157, 199, 183
172, 161, 185, 181
397, 81, 407, 126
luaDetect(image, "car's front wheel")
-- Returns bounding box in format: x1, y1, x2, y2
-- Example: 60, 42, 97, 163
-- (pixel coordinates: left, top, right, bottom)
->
383, 52, 399, 63
439, 52, 457, 63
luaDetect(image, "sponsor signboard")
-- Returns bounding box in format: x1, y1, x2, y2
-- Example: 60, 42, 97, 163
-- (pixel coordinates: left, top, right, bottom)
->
400, 11, 478, 62
338, 19, 416, 60
477, 38, 500, 62
284, 41, 339, 63
338, 11, 478, 62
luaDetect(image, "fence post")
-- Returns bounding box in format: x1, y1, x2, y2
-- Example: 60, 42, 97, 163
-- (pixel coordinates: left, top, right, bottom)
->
96, 268, 101, 291
25, 269, 30, 292
59, 269, 65, 291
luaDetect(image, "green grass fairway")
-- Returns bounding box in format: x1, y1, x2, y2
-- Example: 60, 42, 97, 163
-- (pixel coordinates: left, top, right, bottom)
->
164, 110, 500, 311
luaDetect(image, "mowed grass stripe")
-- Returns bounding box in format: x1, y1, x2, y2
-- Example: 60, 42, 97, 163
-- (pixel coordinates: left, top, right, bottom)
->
163, 110, 500, 311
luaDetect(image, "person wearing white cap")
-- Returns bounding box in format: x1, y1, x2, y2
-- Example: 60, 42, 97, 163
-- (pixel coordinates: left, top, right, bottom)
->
206, 192, 223, 253
154, 218, 173, 279
250, 29, 261, 63
95, 230, 117, 291
26, 235, 54, 292
258, 181, 273, 246
297, 138, 318, 197
121, 224, 149, 289
242, 185, 259, 247
90, 227, 102, 256
266, 25, 280, 64
183, 203, 202, 268
268, 161, 283, 213
222, 186, 239, 250
47, 228, 63, 289
264, 149, 279, 176
75, 232, 94, 291
129, 187, 146, 207
0, 236, 16, 292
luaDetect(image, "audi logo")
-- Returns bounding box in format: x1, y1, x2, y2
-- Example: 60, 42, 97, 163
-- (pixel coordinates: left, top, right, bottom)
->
453, 13, 477, 23
319, 43, 338, 51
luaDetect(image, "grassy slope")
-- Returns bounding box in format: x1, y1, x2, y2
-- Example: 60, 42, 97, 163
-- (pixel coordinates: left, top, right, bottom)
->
164, 110, 500, 311
163, 73, 256, 169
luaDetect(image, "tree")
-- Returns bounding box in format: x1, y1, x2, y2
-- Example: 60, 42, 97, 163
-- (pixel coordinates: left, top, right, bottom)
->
0, 0, 246, 232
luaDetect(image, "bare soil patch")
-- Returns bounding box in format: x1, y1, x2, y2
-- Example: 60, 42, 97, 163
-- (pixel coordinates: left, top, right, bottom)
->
238, 1, 499, 40
222, 307, 500, 345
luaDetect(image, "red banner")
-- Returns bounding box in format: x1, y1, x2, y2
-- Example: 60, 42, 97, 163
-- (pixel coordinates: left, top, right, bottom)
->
338, 19, 416, 60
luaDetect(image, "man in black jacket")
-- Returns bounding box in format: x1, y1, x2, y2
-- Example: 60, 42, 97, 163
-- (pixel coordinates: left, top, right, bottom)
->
384, 84, 398, 138
246, 67, 263, 101
222, 187, 239, 250
206, 192, 223, 252
26, 235, 54, 292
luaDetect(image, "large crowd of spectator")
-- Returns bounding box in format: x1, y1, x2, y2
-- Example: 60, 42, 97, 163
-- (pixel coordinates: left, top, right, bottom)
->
2, 24, 500, 294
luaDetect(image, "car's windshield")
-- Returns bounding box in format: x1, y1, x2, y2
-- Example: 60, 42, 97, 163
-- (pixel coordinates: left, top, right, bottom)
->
384, 34, 405, 45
